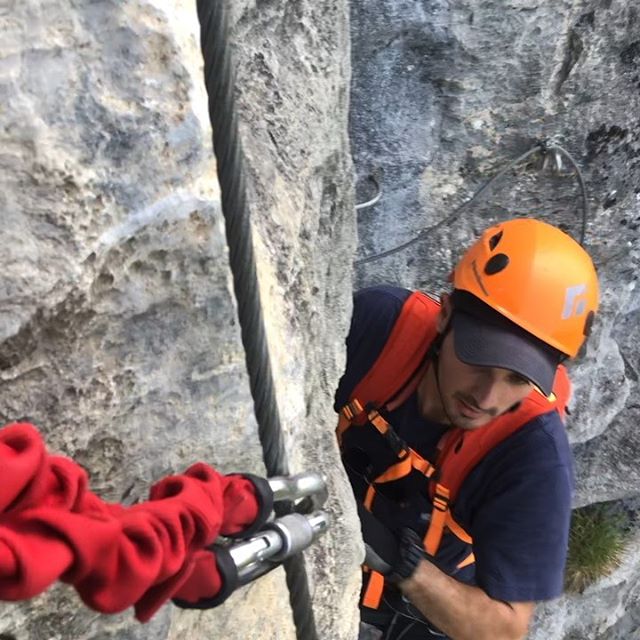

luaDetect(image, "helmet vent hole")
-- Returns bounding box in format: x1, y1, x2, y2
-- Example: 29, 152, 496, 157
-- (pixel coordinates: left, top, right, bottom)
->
488, 231, 503, 250
484, 253, 509, 275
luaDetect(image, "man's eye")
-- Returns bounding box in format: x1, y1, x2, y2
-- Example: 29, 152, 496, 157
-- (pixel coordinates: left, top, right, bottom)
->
510, 375, 532, 386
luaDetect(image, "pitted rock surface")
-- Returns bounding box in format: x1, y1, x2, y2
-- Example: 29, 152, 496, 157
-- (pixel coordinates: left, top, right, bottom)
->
0, 1, 359, 639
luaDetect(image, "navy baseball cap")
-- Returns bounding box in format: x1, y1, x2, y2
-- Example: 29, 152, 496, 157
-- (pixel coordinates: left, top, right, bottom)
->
450, 291, 563, 396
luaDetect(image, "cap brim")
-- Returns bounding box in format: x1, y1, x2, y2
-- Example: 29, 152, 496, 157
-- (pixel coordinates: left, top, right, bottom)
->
452, 311, 558, 396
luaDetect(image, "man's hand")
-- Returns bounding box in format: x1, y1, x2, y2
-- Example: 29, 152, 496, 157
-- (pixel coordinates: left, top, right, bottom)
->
357, 503, 424, 582
356, 503, 533, 640
400, 560, 534, 640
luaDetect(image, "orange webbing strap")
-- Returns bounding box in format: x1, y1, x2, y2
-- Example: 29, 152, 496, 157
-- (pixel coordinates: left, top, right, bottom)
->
445, 512, 472, 544
361, 568, 385, 609
349, 291, 440, 410
363, 450, 435, 513
342, 398, 365, 421
337, 406, 400, 447
424, 483, 474, 558
551, 364, 571, 420
424, 483, 450, 555
368, 411, 439, 479
457, 552, 475, 569
409, 449, 436, 477
338, 404, 436, 515
367, 410, 392, 436
372, 457, 413, 483
364, 485, 376, 511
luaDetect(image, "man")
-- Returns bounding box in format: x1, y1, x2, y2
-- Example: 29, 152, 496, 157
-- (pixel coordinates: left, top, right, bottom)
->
335, 218, 599, 640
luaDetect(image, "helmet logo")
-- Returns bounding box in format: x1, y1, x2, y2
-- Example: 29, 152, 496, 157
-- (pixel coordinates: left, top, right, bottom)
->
562, 284, 588, 319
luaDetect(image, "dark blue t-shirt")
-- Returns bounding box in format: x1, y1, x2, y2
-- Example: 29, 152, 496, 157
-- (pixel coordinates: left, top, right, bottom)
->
335, 285, 574, 603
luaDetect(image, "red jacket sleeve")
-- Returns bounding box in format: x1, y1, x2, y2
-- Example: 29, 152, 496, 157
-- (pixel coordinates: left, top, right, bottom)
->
0, 423, 260, 621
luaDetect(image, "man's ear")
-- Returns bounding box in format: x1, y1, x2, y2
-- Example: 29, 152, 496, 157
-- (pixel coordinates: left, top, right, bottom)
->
438, 292, 453, 333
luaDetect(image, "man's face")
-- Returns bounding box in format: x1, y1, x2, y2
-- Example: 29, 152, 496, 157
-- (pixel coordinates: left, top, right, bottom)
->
434, 330, 535, 430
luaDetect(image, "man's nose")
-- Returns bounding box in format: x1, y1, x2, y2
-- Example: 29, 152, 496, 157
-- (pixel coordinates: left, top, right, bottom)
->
472, 375, 503, 410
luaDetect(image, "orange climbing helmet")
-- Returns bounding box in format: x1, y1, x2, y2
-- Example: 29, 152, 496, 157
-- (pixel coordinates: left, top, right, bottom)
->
452, 218, 599, 359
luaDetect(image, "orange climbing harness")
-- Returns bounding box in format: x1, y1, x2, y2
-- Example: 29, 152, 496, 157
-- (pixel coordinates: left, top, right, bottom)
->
337, 291, 571, 609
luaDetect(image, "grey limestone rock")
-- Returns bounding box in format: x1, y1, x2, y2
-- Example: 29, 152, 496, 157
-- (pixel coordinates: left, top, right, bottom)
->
0, 1, 359, 639
5, 0, 638, 637
350, 0, 640, 638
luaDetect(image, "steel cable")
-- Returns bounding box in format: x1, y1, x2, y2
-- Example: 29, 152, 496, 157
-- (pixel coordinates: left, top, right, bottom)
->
355, 141, 588, 265
196, 2, 318, 638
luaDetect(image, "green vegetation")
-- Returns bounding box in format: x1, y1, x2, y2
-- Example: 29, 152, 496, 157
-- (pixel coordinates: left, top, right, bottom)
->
565, 503, 630, 593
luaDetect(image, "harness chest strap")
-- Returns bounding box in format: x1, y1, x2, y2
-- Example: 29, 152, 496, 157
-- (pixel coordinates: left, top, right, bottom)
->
424, 483, 472, 557
340, 404, 473, 563
347, 409, 437, 509
340, 375, 571, 562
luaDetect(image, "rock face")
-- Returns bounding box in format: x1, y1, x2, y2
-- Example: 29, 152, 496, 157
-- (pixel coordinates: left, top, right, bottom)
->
350, 0, 639, 638
0, 1, 360, 639
3, 0, 639, 637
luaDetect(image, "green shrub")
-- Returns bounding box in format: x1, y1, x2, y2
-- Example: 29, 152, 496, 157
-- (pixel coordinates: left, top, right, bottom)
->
565, 503, 629, 593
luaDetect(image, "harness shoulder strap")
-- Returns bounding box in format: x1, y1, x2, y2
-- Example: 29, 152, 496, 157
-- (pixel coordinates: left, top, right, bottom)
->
436, 364, 572, 499
346, 291, 440, 421
424, 365, 572, 556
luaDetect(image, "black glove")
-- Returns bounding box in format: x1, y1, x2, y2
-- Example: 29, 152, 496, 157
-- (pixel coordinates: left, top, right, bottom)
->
357, 503, 425, 583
